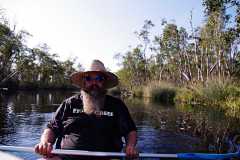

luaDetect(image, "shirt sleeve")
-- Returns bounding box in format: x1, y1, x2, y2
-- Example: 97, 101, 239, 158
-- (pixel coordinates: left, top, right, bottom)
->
116, 99, 137, 137
47, 101, 68, 136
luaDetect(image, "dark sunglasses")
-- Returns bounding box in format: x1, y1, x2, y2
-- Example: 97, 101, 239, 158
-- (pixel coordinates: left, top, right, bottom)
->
84, 75, 105, 82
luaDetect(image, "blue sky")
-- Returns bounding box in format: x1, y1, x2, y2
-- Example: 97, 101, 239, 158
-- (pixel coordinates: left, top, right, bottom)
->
1, 0, 204, 72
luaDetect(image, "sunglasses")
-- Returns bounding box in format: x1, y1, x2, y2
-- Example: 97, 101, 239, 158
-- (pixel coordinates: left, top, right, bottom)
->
84, 75, 105, 82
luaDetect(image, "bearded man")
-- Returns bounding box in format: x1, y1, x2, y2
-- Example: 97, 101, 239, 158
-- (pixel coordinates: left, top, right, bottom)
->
35, 60, 138, 160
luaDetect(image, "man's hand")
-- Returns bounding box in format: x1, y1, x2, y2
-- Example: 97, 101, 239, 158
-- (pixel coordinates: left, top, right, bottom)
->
35, 128, 55, 157
125, 144, 138, 159
125, 130, 138, 159
34, 142, 53, 157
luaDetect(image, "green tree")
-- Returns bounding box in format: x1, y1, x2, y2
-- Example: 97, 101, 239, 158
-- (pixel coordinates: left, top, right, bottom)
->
0, 15, 30, 86
200, 0, 240, 82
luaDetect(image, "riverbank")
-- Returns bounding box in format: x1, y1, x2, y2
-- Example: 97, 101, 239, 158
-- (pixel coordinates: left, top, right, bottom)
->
0, 82, 78, 93
130, 80, 240, 117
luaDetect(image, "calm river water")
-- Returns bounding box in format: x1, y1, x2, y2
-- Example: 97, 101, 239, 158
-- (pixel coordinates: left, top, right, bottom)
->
0, 91, 240, 160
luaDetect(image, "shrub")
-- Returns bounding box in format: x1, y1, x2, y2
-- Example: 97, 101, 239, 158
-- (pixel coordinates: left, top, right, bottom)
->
175, 88, 195, 104
132, 87, 144, 97
225, 97, 240, 117
151, 87, 176, 104
142, 81, 177, 104
108, 86, 121, 98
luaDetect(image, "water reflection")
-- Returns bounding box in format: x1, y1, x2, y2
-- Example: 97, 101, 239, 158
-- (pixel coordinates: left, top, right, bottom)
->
0, 91, 74, 159
0, 92, 240, 160
126, 98, 240, 154
125, 98, 206, 154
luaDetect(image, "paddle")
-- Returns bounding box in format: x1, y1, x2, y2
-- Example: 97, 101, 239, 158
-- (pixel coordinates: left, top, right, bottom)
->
0, 145, 240, 159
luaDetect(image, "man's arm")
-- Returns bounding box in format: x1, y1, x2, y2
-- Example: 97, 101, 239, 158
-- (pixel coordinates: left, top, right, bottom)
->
125, 130, 138, 158
114, 97, 138, 158
35, 100, 68, 157
34, 128, 56, 156
40, 128, 56, 144
126, 130, 137, 146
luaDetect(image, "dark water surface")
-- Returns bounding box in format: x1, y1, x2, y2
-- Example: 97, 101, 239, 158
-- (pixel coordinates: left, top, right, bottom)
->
0, 91, 240, 160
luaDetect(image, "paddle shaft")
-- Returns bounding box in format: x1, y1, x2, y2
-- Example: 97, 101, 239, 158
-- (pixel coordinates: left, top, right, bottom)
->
1, 145, 240, 159
0, 145, 177, 158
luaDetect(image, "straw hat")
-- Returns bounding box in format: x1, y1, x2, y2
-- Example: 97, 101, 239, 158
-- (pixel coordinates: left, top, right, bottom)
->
70, 60, 119, 89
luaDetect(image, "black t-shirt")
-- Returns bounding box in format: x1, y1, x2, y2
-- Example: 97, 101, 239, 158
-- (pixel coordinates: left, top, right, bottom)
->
47, 94, 136, 152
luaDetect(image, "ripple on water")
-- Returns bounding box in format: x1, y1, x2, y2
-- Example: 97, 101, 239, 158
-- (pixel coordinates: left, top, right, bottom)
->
137, 124, 203, 154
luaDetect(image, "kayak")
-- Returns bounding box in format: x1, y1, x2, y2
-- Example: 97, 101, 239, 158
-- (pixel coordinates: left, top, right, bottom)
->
0, 151, 23, 160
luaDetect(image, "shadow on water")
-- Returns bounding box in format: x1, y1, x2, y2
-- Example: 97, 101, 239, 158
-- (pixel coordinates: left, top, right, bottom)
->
0, 91, 240, 160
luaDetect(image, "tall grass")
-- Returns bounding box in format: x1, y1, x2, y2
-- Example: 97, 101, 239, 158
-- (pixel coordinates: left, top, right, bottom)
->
175, 80, 240, 110
140, 81, 177, 104
130, 80, 240, 116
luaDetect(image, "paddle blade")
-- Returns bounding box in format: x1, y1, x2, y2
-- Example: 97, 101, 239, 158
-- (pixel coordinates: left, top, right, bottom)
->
178, 152, 240, 160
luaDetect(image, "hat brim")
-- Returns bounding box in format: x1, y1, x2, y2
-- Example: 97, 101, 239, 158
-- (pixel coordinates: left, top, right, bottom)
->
70, 71, 119, 89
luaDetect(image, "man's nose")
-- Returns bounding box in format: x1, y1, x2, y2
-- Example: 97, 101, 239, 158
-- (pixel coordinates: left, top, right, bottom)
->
91, 79, 98, 84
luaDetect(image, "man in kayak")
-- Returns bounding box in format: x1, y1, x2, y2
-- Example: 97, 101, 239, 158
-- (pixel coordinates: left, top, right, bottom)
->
35, 59, 138, 160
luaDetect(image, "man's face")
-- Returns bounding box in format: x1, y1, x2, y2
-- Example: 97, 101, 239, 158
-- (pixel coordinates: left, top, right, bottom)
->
83, 72, 106, 97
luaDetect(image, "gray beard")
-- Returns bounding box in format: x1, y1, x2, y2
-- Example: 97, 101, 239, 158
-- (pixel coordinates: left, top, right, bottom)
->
81, 90, 106, 114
